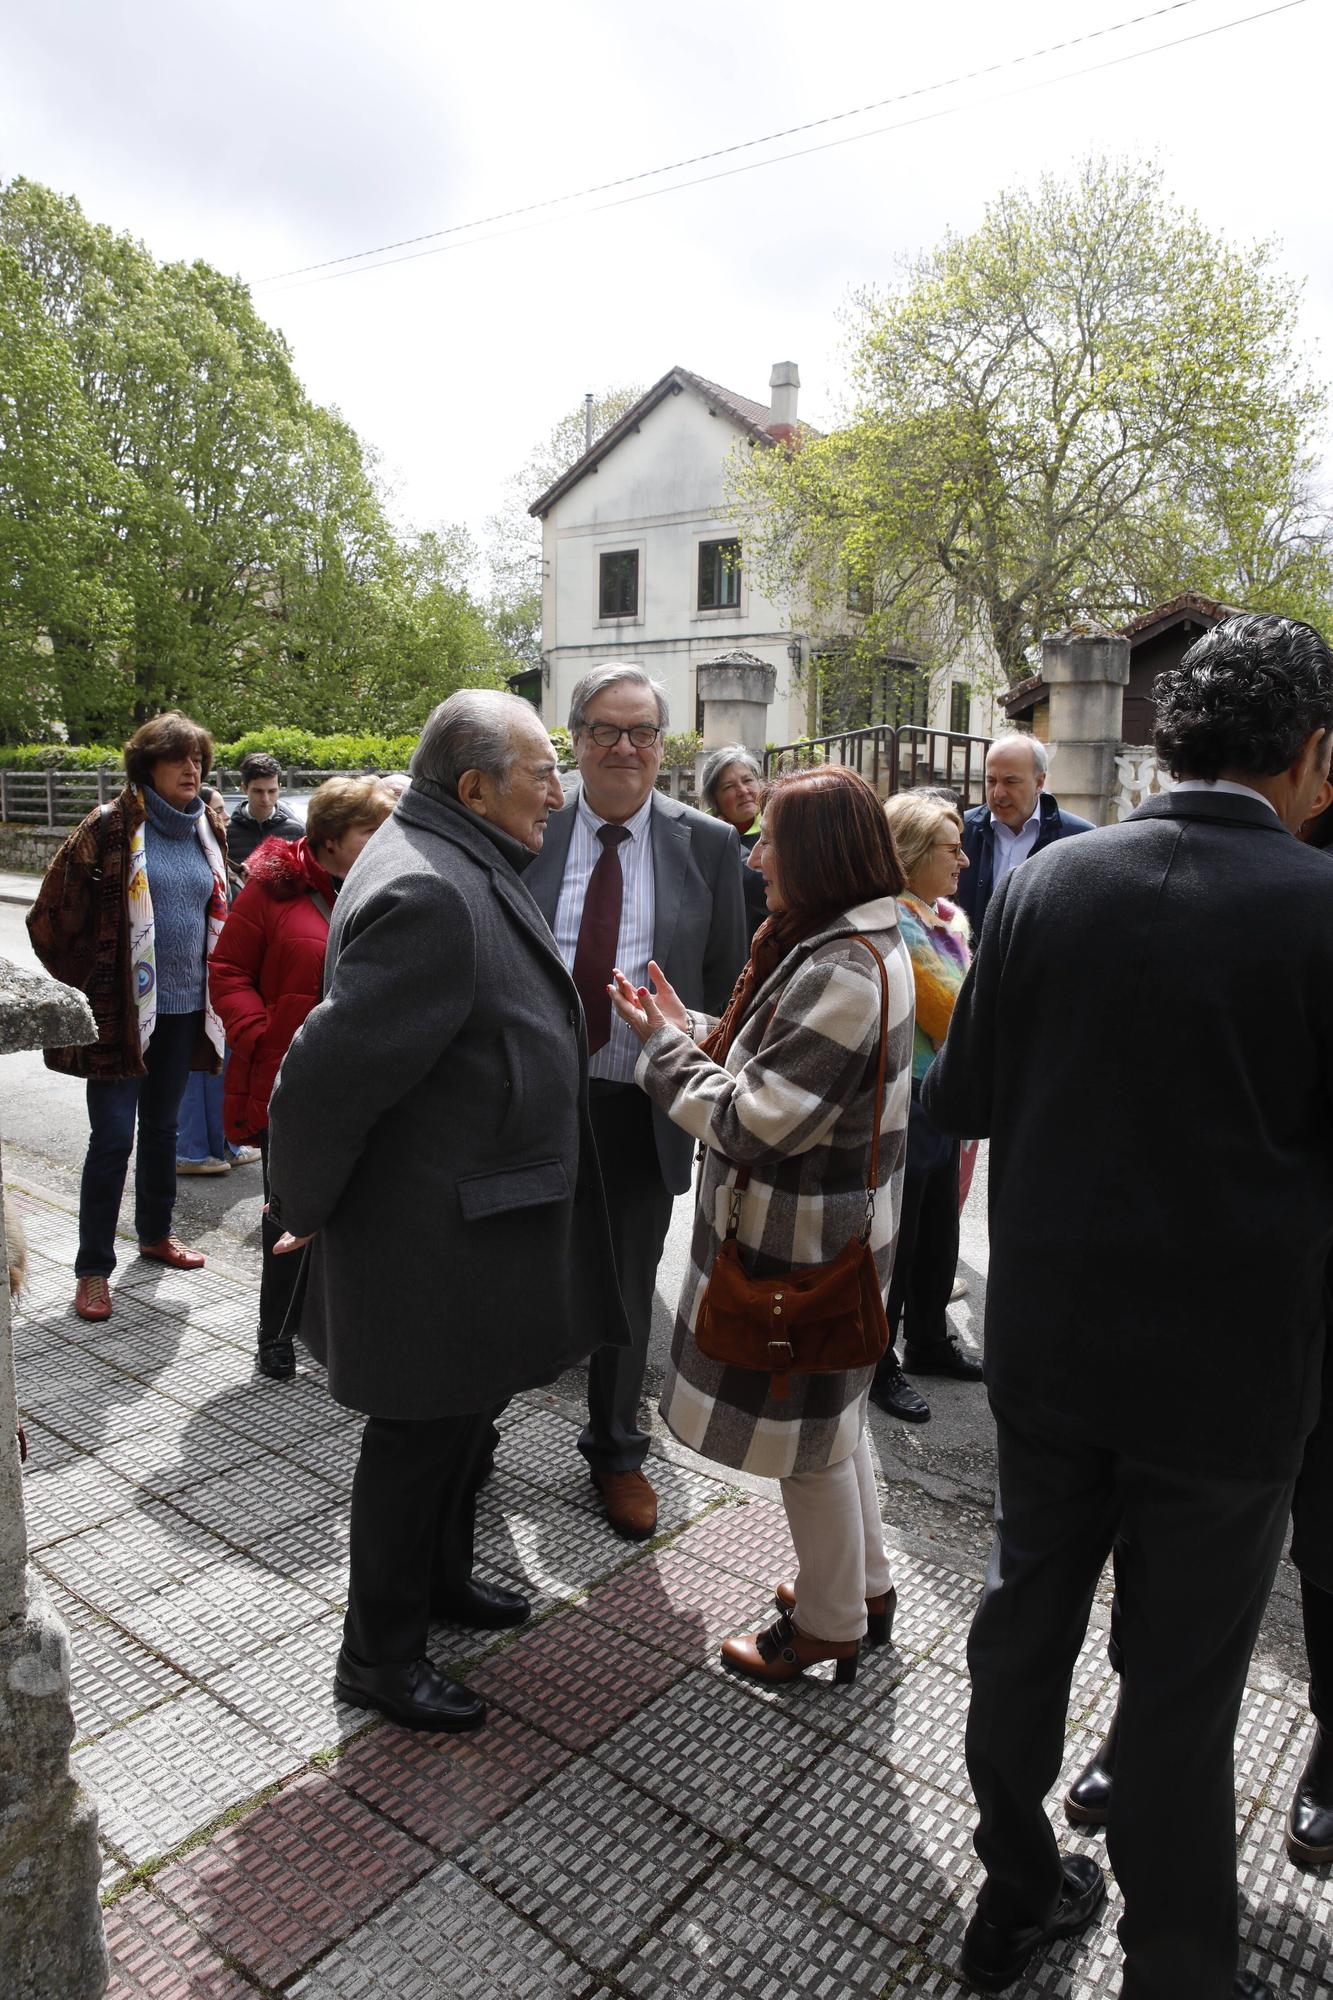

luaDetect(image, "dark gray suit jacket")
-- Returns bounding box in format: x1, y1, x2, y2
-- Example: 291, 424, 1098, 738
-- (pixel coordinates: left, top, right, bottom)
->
924, 790, 1333, 1483
525, 786, 747, 1194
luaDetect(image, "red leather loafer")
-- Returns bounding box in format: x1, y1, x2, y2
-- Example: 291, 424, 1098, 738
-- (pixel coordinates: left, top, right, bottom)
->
138, 1236, 205, 1270
74, 1275, 112, 1321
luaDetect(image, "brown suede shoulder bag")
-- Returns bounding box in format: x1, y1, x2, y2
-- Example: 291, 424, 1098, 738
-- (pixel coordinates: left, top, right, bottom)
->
694, 934, 892, 1400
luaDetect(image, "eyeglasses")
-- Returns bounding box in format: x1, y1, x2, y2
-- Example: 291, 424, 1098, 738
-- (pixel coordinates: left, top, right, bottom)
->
584, 723, 662, 749
933, 841, 964, 858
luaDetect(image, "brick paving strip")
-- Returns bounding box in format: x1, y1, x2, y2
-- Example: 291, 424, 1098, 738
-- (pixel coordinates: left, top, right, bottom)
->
9, 1176, 1332, 1998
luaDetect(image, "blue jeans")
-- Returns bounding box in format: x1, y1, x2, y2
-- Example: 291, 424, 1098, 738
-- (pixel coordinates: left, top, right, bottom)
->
77, 1012, 201, 1277
177, 1064, 227, 1162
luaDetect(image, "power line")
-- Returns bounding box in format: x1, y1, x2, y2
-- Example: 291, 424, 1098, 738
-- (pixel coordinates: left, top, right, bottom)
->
255, 0, 1309, 296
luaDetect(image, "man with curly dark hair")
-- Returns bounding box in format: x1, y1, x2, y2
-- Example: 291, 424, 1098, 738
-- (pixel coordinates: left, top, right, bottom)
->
923, 613, 1333, 1998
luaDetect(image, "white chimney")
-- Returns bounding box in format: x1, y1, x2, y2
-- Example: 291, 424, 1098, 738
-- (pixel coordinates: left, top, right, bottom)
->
769, 361, 800, 432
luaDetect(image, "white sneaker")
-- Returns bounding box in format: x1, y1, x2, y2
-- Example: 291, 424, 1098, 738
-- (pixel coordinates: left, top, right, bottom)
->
177, 1157, 231, 1175
228, 1145, 262, 1166
950, 1274, 969, 1301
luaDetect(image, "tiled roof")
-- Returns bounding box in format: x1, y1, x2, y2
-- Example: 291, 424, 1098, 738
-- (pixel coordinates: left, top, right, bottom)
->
1119, 591, 1245, 642
528, 365, 797, 517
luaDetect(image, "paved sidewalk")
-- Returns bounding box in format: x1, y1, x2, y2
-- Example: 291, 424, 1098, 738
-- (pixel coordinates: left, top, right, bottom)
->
9, 1175, 1331, 1998
0, 868, 40, 907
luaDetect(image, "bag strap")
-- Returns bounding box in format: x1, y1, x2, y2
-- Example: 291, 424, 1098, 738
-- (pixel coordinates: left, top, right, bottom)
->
306, 889, 333, 924
726, 932, 891, 1238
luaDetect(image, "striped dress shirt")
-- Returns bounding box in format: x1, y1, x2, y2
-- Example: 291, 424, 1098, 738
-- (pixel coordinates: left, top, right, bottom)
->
552, 791, 656, 1084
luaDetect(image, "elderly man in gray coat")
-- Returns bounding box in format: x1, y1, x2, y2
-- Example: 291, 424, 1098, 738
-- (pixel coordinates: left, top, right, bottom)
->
267, 690, 629, 1733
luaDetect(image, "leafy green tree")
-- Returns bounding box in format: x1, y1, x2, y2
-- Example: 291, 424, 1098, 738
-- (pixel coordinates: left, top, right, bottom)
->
734, 158, 1333, 689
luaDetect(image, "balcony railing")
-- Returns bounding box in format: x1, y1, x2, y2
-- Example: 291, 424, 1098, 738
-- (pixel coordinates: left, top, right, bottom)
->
764, 724, 993, 808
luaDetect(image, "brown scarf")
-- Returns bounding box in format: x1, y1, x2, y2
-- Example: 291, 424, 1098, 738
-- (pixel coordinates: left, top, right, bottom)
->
699, 907, 838, 1064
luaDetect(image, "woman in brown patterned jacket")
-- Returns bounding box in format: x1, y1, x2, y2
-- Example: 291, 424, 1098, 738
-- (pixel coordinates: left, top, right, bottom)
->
610, 766, 914, 1688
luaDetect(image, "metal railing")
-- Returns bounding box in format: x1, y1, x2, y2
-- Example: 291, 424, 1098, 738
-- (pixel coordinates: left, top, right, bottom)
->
764, 725, 993, 807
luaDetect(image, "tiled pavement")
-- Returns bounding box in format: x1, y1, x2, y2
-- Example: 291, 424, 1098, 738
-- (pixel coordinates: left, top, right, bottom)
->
8, 1177, 1332, 1998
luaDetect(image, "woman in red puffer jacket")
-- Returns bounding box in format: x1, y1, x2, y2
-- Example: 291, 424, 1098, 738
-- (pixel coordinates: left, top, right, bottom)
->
210, 775, 395, 1376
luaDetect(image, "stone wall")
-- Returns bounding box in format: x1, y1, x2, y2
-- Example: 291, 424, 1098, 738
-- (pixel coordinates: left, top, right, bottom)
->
0, 827, 62, 877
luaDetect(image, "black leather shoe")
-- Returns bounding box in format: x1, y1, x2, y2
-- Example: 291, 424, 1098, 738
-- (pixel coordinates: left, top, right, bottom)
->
333, 1650, 486, 1732
869, 1360, 931, 1422
903, 1335, 984, 1381
431, 1580, 530, 1630
1231, 1974, 1273, 1997
256, 1335, 295, 1380
1064, 1705, 1119, 1827
961, 1855, 1106, 1992
1285, 1722, 1333, 1864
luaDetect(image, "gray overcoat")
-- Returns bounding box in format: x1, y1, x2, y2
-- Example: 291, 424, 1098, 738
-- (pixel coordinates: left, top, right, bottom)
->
266, 781, 630, 1419
643, 898, 914, 1478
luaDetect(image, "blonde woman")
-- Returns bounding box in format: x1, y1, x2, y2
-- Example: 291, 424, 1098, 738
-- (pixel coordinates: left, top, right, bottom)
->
870, 791, 983, 1425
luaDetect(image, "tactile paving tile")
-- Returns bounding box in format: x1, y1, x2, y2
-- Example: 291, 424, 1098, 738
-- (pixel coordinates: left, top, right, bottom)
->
594, 1667, 827, 1840
473, 1472, 641, 1600
1234, 1684, 1308, 1807
99, 1842, 128, 1898
20, 1456, 144, 1551
423, 1568, 564, 1677
877, 1549, 981, 1666
469, 1604, 684, 1750
274, 1418, 366, 1485
334, 1707, 572, 1850
925, 1873, 1125, 1996
252, 1504, 350, 1604
78, 1309, 216, 1373
288, 1858, 586, 1997
201, 1610, 367, 1758
1237, 1803, 1333, 1982
154, 1770, 434, 1987
103, 1886, 256, 1998
462, 1759, 720, 1970
94, 1421, 272, 1501
36, 1500, 235, 1615
616, 1849, 912, 1997
845, 1654, 975, 1802
67, 1614, 192, 1744
13, 1413, 80, 1475
27, 1382, 189, 1455
142, 1343, 262, 1409
202, 1381, 350, 1453
744, 1747, 978, 1942
76, 1688, 302, 1865
114, 1561, 333, 1679
668, 1496, 795, 1583
1240, 1941, 1333, 1999
17, 1343, 145, 1417
170, 1457, 344, 1544
579, 1546, 777, 1663
498, 1404, 728, 1533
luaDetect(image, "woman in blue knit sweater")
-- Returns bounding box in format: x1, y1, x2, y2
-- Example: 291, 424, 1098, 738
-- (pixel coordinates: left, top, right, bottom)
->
28, 712, 231, 1322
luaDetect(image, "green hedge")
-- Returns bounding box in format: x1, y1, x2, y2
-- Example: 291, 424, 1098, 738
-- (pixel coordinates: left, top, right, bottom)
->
0, 724, 704, 772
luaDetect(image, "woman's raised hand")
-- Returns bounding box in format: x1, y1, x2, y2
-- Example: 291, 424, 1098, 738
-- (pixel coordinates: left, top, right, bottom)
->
608, 959, 689, 1045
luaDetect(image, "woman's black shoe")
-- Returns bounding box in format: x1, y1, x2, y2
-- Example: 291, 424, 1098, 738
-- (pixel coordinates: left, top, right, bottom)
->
333, 1649, 487, 1732
256, 1336, 295, 1379
1286, 1722, 1333, 1864
960, 1854, 1106, 1992
431, 1579, 530, 1629
869, 1361, 931, 1423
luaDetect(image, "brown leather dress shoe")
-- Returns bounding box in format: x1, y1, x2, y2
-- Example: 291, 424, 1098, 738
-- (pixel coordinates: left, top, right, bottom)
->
138, 1236, 206, 1270
774, 1579, 896, 1646
590, 1468, 658, 1540
721, 1611, 859, 1685
74, 1275, 112, 1321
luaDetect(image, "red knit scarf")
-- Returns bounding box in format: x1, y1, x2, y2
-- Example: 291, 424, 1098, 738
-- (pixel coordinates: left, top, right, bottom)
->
699, 908, 840, 1064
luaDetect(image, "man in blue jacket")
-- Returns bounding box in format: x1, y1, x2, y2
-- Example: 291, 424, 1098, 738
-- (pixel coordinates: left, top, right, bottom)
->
957, 733, 1093, 936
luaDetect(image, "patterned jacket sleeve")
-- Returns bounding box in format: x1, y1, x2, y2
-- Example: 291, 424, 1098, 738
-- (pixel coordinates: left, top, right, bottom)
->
25, 811, 99, 990
634, 945, 884, 1166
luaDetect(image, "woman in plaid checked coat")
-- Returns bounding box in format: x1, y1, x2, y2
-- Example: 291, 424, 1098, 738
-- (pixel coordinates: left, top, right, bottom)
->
610, 767, 914, 1687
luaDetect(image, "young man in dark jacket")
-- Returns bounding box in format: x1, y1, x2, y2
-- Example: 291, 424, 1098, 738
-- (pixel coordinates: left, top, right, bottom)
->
226, 752, 303, 871
924, 616, 1333, 2000
956, 732, 1093, 937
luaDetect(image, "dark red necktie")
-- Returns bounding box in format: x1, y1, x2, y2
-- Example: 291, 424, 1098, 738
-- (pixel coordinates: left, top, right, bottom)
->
572, 824, 630, 1054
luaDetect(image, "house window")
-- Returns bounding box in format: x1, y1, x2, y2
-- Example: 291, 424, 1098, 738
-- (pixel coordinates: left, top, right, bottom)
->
949, 682, 972, 735
599, 549, 639, 619
817, 651, 928, 733
698, 538, 742, 610
847, 575, 874, 614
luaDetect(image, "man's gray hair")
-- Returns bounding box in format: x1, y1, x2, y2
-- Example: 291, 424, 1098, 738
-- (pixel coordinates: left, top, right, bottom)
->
987, 730, 1049, 777
568, 662, 669, 734
410, 690, 540, 795
699, 742, 762, 810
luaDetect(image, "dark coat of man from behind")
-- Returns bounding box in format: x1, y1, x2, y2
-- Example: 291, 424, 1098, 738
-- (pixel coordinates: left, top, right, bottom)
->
266, 784, 630, 1419
925, 790, 1333, 1480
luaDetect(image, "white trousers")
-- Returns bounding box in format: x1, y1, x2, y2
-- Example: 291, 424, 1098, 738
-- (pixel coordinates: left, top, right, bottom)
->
779, 1425, 893, 1641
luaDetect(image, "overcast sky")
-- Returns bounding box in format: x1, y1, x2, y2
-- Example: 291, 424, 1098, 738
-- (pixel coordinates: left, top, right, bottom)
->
3, 0, 1330, 572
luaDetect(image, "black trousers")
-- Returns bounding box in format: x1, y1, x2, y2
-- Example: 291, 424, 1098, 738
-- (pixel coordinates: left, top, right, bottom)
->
967, 1398, 1293, 2000
257, 1128, 303, 1345
880, 1147, 960, 1368
342, 1409, 498, 1666
579, 1084, 674, 1476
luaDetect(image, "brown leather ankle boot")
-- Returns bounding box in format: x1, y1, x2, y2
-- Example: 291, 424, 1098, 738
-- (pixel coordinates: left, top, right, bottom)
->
721, 1611, 859, 1685
773, 1581, 896, 1646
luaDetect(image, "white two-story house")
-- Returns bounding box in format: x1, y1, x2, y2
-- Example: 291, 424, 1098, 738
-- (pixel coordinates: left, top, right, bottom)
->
530, 361, 997, 749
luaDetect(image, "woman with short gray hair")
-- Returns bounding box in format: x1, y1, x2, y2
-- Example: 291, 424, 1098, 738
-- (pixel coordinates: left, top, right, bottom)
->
700, 744, 767, 942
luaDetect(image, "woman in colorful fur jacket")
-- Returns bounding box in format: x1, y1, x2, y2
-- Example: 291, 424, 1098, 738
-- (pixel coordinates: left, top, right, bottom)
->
27, 712, 230, 1323
208, 775, 395, 1376
870, 789, 984, 1426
